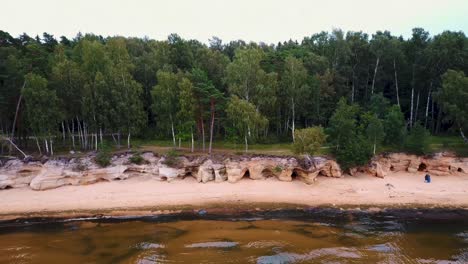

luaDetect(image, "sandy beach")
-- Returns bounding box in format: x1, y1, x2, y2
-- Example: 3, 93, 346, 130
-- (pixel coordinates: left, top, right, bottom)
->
1, 171, 468, 220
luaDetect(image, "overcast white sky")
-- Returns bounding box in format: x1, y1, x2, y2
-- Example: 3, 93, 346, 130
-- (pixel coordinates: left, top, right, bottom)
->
1, 0, 467, 43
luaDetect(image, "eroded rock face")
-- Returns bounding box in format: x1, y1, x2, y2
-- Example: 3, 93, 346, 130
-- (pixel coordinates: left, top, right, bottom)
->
369, 152, 468, 178
0, 160, 42, 189
1, 151, 466, 191
224, 156, 341, 184
196, 159, 226, 183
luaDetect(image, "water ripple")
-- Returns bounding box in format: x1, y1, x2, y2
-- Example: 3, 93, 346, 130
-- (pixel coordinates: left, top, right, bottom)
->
257, 247, 361, 264
185, 241, 239, 248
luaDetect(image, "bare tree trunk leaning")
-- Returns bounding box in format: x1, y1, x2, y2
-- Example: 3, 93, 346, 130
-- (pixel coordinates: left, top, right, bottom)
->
460, 127, 468, 143
35, 137, 41, 155
170, 115, 176, 147
10, 81, 26, 153
191, 131, 194, 153
291, 98, 295, 143
127, 132, 131, 149
244, 134, 248, 153
209, 98, 215, 154
424, 90, 431, 128
393, 59, 400, 106
50, 138, 54, 156
371, 57, 380, 95
414, 91, 420, 125
409, 87, 414, 128
1, 136, 28, 159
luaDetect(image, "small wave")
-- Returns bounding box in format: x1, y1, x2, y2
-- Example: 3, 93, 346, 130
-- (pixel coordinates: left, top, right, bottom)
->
185, 241, 238, 248
136, 242, 165, 250
257, 247, 361, 264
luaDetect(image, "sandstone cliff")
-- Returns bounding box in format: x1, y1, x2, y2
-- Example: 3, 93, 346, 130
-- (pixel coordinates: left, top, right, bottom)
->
0, 152, 466, 191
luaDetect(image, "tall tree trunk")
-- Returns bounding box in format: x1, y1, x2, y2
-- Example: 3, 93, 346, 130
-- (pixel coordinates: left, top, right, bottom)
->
414, 91, 420, 125
45, 139, 49, 154
351, 68, 355, 103
10, 81, 26, 153
170, 114, 176, 147
61, 121, 66, 143
291, 98, 295, 142
459, 127, 468, 143
127, 132, 131, 149
373, 139, 376, 155
209, 98, 215, 154
76, 117, 83, 149
191, 131, 194, 153
431, 97, 435, 133
409, 87, 414, 128
244, 134, 248, 153
371, 57, 380, 95
424, 89, 431, 128
99, 127, 103, 145
83, 122, 87, 149
50, 138, 54, 156
393, 59, 400, 106
35, 137, 41, 155
201, 118, 205, 152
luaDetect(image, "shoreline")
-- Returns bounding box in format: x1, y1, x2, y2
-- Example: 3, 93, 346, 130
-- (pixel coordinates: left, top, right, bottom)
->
1, 172, 468, 221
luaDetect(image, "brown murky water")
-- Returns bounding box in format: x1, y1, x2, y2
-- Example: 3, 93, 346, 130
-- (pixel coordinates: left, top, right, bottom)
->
0, 215, 467, 263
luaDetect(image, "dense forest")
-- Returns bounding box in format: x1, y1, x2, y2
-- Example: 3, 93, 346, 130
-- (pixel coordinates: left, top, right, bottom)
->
0, 29, 467, 166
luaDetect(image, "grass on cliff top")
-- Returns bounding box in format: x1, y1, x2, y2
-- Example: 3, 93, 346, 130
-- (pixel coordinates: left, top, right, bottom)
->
5, 134, 465, 159
132, 139, 298, 156
132, 135, 467, 157
427, 135, 468, 156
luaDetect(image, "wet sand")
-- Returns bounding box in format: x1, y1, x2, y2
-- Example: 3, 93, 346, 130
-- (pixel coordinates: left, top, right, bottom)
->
1, 172, 467, 220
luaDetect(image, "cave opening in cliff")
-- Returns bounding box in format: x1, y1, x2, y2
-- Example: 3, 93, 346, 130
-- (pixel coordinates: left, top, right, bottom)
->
291, 170, 299, 180
390, 166, 395, 171
183, 170, 195, 180
261, 168, 275, 178
458, 167, 464, 173
418, 163, 427, 172
242, 169, 250, 180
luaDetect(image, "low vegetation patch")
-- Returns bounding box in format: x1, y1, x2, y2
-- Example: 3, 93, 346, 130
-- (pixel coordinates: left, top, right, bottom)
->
95, 150, 111, 167
129, 152, 148, 165
163, 149, 182, 167
292, 127, 327, 155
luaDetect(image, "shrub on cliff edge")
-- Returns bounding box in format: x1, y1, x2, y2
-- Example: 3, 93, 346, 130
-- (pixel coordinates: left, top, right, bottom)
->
405, 123, 430, 155
292, 127, 327, 155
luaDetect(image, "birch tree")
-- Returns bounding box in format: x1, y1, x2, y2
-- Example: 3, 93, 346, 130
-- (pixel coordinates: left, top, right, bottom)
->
152, 70, 180, 146
177, 77, 196, 151
226, 96, 268, 153
281, 56, 308, 142
22, 73, 62, 155
438, 70, 468, 143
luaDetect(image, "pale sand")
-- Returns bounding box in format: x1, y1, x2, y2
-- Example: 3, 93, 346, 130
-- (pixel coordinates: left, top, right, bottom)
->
1, 172, 468, 218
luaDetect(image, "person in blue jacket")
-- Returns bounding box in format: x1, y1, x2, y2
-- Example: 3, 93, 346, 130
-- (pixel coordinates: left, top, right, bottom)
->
424, 174, 431, 183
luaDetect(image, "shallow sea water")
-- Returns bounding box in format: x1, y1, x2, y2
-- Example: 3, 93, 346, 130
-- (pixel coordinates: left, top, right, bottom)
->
0, 210, 467, 264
